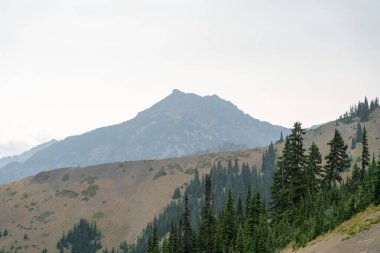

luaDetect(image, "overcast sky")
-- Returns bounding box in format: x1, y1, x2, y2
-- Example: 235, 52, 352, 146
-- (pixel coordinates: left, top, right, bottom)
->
0, 0, 379, 157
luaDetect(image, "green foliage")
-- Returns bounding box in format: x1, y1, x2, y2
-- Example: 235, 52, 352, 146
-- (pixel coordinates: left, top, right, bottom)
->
271, 122, 306, 217
339, 96, 378, 123
56, 219, 102, 253
360, 97, 370, 122
119, 122, 379, 253
351, 138, 356, 149
374, 160, 380, 205
36, 211, 54, 223
119, 241, 129, 253
92, 212, 105, 220
356, 123, 363, 143
56, 190, 79, 198
62, 173, 70, 182
361, 126, 370, 177
181, 191, 194, 253
172, 187, 181, 200
307, 143, 323, 194
222, 189, 237, 249
324, 129, 350, 189
153, 168, 167, 180
81, 185, 99, 197
148, 222, 159, 253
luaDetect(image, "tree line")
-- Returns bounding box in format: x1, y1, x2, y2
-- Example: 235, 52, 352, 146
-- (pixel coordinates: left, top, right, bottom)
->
145, 122, 380, 253
54, 120, 380, 253
339, 96, 379, 123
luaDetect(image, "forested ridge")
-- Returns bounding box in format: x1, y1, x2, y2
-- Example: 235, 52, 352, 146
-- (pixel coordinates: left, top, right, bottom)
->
45, 97, 380, 253
52, 120, 380, 253
72, 117, 378, 253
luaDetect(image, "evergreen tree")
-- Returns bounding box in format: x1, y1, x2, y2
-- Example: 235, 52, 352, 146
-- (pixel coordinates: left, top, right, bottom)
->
234, 158, 239, 174
351, 163, 361, 191
351, 138, 356, 150
305, 142, 323, 196
162, 238, 169, 253
235, 226, 244, 253
356, 123, 363, 143
168, 223, 178, 253
56, 219, 102, 253
181, 191, 194, 253
119, 241, 128, 253
324, 130, 350, 189
360, 97, 370, 122
148, 222, 159, 253
271, 137, 290, 215
361, 126, 370, 178
286, 122, 307, 206
236, 198, 244, 226
172, 187, 181, 200
277, 131, 284, 144
271, 122, 306, 216
198, 174, 214, 253
374, 160, 380, 205
222, 188, 237, 250
370, 100, 376, 112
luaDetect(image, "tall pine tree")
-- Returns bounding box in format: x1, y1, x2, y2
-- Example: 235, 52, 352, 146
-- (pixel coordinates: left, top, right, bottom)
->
181, 191, 194, 253
198, 174, 215, 253
324, 129, 350, 189
361, 126, 370, 178
305, 142, 323, 196
271, 122, 306, 216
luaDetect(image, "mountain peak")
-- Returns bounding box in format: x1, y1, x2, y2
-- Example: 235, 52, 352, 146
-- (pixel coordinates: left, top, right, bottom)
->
172, 89, 183, 95
0, 91, 289, 184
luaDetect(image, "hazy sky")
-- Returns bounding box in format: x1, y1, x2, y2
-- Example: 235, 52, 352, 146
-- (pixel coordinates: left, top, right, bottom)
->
1, 0, 379, 157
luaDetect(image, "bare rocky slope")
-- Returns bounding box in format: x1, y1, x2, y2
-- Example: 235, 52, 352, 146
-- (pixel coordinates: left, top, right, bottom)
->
0, 108, 379, 253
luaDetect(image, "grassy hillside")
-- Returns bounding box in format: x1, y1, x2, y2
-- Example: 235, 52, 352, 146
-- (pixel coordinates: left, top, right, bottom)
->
0, 107, 379, 253
0, 150, 263, 253
282, 205, 380, 253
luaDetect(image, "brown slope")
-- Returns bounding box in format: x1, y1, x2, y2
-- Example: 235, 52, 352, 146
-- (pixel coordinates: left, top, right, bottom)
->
0, 149, 264, 253
0, 107, 379, 253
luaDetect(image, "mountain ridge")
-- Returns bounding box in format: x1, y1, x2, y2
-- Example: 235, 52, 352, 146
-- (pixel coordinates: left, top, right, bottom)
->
0, 139, 57, 168
0, 90, 289, 184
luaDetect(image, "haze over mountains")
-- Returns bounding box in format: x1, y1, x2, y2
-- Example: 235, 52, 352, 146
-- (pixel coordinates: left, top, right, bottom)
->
0, 139, 57, 168
0, 90, 289, 184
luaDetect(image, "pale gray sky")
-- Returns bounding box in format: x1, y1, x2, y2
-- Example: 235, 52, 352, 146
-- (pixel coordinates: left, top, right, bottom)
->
1, 0, 379, 157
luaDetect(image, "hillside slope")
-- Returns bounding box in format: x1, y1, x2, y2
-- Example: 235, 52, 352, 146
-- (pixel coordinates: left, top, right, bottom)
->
282, 205, 380, 253
0, 149, 264, 253
0, 90, 288, 184
0, 108, 379, 253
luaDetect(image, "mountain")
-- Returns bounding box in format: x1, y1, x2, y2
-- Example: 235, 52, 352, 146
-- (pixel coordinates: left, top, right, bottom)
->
0, 107, 379, 253
0, 89, 289, 184
0, 139, 57, 168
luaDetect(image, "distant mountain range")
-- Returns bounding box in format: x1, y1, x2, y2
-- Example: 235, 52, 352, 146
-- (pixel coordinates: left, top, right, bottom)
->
0, 89, 289, 184
0, 139, 57, 168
